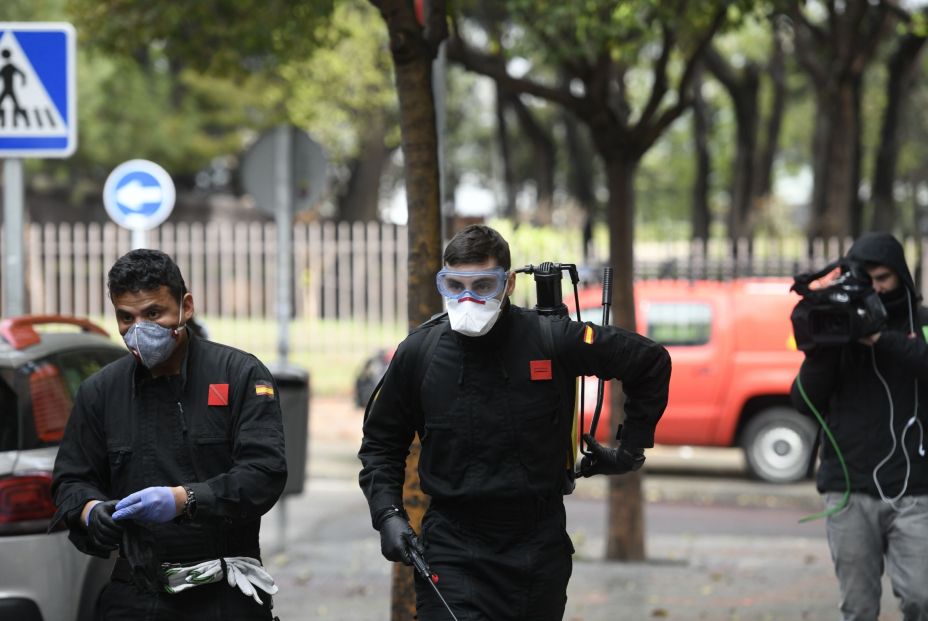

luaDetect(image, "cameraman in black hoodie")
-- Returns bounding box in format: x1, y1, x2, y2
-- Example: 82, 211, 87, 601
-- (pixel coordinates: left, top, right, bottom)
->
791, 232, 928, 621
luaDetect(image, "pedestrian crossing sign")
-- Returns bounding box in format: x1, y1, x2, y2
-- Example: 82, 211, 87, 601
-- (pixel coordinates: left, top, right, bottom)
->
0, 23, 76, 158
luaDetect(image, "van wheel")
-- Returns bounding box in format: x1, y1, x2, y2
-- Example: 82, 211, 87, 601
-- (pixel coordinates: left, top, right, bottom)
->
741, 407, 818, 484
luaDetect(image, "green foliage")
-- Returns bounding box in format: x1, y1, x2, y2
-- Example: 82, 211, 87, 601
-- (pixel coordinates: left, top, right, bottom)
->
444, 68, 498, 190
503, 0, 757, 67
72, 49, 277, 176
0, 0, 69, 20
637, 115, 698, 239
278, 0, 398, 161
0, 0, 311, 186
911, 11, 928, 38
66, 0, 335, 76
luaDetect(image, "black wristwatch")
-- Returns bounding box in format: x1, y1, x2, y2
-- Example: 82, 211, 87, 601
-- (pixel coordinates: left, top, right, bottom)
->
182, 485, 197, 521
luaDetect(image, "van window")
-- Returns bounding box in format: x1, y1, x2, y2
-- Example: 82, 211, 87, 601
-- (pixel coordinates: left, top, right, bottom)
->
645, 302, 712, 346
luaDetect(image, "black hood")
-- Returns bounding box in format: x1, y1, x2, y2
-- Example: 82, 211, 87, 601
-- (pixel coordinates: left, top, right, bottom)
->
845, 232, 918, 298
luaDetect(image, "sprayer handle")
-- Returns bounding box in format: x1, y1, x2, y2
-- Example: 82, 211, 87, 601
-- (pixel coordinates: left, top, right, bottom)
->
602, 267, 613, 306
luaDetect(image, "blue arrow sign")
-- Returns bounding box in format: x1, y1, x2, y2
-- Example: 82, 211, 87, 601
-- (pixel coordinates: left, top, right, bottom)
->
103, 160, 176, 231
0, 22, 76, 158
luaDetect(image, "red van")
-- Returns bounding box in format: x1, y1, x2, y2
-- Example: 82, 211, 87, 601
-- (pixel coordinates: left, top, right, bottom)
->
577, 278, 810, 483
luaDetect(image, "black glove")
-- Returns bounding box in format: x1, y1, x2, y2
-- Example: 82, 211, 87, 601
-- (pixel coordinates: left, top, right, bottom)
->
579, 434, 645, 477
378, 513, 423, 565
86, 500, 124, 550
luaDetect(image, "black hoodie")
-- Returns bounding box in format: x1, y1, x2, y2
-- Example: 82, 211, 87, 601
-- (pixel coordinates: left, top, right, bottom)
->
791, 232, 928, 497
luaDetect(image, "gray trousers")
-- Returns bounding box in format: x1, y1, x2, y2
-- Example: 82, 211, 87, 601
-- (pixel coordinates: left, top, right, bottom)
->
825, 492, 928, 621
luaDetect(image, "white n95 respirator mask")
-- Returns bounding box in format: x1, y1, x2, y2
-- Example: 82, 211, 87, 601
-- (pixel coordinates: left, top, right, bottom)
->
446, 297, 503, 337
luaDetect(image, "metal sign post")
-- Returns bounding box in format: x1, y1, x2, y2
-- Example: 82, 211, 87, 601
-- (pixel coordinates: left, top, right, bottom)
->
3, 158, 24, 316
0, 22, 76, 317
241, 125, 327, 553
241, 125, 328, 364
274, 125, 293, 364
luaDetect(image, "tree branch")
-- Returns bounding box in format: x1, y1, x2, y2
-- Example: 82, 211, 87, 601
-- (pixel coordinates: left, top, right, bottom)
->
445, 34, 583, 113
790, 6, 827, 84
847, 3, 897, 76
642, 6, 727, 151
703, 46, 739, 95
637, 23, 674, 128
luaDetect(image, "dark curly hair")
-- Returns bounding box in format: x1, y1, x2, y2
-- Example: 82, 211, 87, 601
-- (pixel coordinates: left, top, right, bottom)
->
443, 224, 511, 270
107, 249, 187, 301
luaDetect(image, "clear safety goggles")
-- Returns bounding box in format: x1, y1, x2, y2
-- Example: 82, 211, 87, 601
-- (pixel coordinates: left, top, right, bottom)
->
436, 267, 508, 301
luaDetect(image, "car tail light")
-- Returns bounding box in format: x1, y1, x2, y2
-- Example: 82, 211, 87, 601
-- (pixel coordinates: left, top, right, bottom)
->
30, 363, 73, 443
0, 473, 58, 535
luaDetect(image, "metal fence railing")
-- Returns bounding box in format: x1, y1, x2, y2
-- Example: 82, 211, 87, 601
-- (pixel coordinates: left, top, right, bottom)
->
3, 221, 927, 360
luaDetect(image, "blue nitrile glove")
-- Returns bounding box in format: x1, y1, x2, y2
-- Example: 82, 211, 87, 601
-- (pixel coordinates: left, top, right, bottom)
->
112, 486, 177, 523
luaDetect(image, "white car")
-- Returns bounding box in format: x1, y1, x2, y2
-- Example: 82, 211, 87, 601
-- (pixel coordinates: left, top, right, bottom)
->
0, 316, 125, 621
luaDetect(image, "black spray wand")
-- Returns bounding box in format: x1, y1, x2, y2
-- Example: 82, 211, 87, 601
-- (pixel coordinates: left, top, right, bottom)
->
580, 266, 613, 456
407, 545, 459, 621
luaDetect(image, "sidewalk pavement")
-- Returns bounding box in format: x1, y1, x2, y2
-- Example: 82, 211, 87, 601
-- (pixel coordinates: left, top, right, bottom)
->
256, 397, 904, 621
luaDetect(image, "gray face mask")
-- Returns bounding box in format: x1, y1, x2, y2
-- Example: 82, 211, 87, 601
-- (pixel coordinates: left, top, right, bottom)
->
123, 321, 185, 368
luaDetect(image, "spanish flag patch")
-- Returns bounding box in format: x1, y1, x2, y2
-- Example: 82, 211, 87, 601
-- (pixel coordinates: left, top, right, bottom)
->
255, 382, 275, 398
583, 325, 595, 344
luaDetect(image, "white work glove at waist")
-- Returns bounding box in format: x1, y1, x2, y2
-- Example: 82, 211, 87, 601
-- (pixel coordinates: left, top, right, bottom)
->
163, 556, 278, 604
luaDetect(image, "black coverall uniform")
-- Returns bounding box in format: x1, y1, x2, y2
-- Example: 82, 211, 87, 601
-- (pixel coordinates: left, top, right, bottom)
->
51, 334, 287, 621
359, 303, 671, 621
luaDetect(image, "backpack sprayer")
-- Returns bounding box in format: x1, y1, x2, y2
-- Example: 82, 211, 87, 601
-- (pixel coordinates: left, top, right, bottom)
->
512, 262, 614, 457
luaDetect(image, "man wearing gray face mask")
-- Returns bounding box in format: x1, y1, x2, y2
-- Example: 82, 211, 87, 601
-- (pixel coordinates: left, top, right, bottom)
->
51, 249, 287, 620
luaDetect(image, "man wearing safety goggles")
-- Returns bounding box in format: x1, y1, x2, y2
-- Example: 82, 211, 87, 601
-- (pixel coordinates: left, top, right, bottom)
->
359, 224, 671, 621
436, 265, 512, 336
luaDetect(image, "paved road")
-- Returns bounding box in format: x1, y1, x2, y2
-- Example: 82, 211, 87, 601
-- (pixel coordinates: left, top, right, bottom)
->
254, 397, 904, 621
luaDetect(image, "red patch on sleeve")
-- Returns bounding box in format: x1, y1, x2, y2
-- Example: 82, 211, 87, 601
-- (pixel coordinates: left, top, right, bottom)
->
530, 360, 552, 381
208, 383, 229, 406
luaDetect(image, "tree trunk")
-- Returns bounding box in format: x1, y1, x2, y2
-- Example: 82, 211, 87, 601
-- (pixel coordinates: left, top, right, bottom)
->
339, 119, 392, 222
810, 78, 861, 238
753, 30, 785, 201
691, 70, 711, 241
391, 47, 442, 621
509, 94, 556, 225
563, 108, 597, 259
791, 0, 898, 239
496, 86, 518, 220
604, 154, 645, 561
871, 33, 927, 232
729, 70, 759, 242
370, 1, 444, 618
704, 50, 759, 242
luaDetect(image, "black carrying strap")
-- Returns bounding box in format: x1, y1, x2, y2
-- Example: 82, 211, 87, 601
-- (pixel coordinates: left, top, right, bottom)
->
415, 318, 448, 393
537, 314, 580, 479
363, 313, 448, 423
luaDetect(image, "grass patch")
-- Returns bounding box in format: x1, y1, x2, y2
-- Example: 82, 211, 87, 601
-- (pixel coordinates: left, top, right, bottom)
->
84, 314, 406, 398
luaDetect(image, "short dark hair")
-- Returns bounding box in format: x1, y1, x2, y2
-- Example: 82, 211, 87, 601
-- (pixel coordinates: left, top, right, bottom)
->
107, 249, 187, 301
443, 224, 511, 270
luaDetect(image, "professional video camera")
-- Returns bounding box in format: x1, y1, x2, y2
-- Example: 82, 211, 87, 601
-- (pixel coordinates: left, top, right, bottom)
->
790, 260, 887, 350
